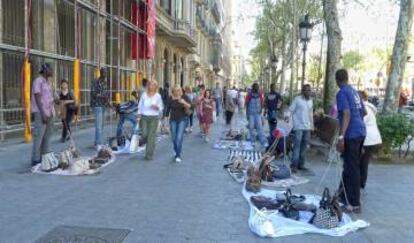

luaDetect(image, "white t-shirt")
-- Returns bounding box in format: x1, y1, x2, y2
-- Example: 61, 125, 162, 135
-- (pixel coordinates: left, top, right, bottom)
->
363, 101, 382, 146
138, 92, 164, 117
289, 95, 314, 131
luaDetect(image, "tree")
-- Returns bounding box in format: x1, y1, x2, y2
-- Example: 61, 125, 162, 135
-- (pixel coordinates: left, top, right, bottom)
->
322, 0, 342, 113
383, 0, 414, 113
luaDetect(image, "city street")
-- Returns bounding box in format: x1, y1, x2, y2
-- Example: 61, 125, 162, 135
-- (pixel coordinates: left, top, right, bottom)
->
1, 119, 414, 243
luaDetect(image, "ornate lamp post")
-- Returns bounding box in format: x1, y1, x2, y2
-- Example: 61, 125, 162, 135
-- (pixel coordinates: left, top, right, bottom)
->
299, 14, 314, 88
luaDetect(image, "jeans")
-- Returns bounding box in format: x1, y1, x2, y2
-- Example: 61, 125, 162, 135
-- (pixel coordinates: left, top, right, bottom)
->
291, 130, 311, 168
170, 118, 187, 158
267, 110, 277, 138
116, 113, 138, 137
187, 113, 194, 128
62, 111, 74, 139
248, 113, 266, 145
215, 98, 221, 116
32, 112, 54, 163
141, 115, 159, 159
94, 107, 105, 145
340, 136, 365, 207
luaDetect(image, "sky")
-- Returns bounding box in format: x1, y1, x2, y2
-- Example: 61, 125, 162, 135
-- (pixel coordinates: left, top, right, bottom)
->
231, 0, 400, 73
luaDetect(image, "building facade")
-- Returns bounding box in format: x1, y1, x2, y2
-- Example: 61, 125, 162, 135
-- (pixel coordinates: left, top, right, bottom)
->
0, 0, 232, 141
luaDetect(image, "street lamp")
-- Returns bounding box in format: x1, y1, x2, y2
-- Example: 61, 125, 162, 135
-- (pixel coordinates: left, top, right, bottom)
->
299, 14, 314, 88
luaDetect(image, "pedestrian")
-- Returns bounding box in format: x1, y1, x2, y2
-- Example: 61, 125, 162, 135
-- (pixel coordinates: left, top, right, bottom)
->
335, 69, 367, 214
288, 84, 314, 173
160, 82, 171, 135
195, 84, 206, 136
358, 90, 382, 194
184, 86, 195, 133
224, 86, 237, 130
137, 80, 163, 160
264, 83, 282, 138
201, 89, 215, 142
245, 83, 267, 148
138, 78, 148, 99
31, 63, 56, 166
59, 79, 77, 142
169, 86, 192, 162
213, 82, 223, 117
90, 67, 110, 150
116, 91, 139, 140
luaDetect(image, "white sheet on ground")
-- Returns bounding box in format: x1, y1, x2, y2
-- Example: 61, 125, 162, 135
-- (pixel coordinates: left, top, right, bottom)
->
31, 156, 116, 176
242, 186, 370, 238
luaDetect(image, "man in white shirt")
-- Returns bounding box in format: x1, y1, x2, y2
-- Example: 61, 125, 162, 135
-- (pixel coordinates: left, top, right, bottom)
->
288, 84, 313, 173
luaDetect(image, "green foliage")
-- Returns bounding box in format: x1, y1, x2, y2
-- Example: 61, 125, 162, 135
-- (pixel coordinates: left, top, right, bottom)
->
377, 113, 414, 156
342, 50, 365, 71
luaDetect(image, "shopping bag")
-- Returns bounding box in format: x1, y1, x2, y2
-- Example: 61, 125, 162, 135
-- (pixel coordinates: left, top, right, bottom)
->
129, 124, 140, 153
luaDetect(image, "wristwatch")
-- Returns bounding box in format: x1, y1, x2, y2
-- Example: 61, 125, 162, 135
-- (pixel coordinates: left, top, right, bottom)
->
338, 135, 344, 140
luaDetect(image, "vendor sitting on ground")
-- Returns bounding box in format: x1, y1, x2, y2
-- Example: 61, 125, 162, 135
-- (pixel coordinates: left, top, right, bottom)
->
116, 91, 139, 142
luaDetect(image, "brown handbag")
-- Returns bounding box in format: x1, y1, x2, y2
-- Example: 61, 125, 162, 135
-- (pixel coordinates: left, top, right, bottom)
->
246, 166, 262, 193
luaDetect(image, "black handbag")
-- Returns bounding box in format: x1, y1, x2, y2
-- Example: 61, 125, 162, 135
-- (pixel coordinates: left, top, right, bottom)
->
311, 188, 342, 229
279, 189, 300, 220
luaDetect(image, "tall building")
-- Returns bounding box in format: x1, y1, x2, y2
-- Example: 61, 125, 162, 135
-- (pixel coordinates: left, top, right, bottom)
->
188, 0, 232, 88
231, 41, 246, 88
154, 0, 197, 88
0, 0, 153, 141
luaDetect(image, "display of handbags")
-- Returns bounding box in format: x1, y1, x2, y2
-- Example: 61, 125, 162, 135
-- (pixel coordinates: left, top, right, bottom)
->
311, 188, 343, 229
69, 158, 90, 174
41, 152, 60, 172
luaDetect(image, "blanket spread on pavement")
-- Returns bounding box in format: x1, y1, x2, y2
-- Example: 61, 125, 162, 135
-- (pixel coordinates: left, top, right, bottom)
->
242, 186, 370, 238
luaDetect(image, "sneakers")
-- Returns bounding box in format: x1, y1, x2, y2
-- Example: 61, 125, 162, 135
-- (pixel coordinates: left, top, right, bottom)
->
204, 137, 210, 143
175, 157, 182, 163
290, 165, 298, 174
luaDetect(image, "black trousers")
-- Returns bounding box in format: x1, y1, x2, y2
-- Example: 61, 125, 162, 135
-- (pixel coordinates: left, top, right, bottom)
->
340, 136, 365, 207
360, 145, 378, 189
225, 110, 234, 125
61, 111, 74, 139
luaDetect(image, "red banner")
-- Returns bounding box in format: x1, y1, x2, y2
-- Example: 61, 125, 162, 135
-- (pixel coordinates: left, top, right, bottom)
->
131, 0, 156, 60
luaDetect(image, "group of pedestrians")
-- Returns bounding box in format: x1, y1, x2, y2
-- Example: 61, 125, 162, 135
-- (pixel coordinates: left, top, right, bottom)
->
29, 63, 382, 214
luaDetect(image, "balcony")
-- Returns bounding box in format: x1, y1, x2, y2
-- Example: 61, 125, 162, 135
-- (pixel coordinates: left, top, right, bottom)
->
211, 2, 221, 24
156, 5, 197, 50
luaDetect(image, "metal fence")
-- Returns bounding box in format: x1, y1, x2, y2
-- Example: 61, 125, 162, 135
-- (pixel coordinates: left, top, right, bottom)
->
0, 0, 149, 141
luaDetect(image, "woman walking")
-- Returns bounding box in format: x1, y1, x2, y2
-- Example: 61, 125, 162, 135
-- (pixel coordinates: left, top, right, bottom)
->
59, 80, 77, 142
195, 84, 206, 136
169, 86, 192, 162
359, 91, 382, 194
201, 89, 215, 142
184, 86, 195, 133
137, 80, 163, 160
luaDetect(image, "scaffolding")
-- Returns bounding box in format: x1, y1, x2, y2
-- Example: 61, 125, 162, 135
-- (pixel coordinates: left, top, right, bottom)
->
0, 0, 153, 142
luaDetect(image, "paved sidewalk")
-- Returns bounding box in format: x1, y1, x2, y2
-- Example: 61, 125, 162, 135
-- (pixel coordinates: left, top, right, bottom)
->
0, 116, 414, 242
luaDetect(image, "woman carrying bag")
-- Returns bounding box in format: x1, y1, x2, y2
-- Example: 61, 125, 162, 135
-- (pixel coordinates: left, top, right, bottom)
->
169, 86, 192, 162
137, 80, 163, 161
359, 91, 382, 194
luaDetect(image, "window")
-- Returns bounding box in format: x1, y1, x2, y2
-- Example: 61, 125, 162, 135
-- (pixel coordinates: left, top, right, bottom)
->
161, 0, 171, 15
176, 0, 183, 19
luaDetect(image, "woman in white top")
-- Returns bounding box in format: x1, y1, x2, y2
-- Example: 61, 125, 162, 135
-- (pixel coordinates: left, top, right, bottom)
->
238, 89, 246, 114
359, 91, 382, 191
137, 80, 163, 160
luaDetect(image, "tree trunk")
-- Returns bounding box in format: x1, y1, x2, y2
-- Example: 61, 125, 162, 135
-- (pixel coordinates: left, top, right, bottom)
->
382, 0, 414, 113
322, 0, 342, 114
280, 33, 287, 93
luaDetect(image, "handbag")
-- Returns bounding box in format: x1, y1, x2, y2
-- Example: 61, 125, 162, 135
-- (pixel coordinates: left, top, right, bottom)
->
41, 152, 59, 172
60, 147, 75, 170
259, 155, 274, 182
245, 166, 262, 193
312, 188, 342, 229
272, 163, 291, 180
69, 158, 90, 174
130, 134, 140, 153
250, 196, 282, 210
279, 189, 300, 220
